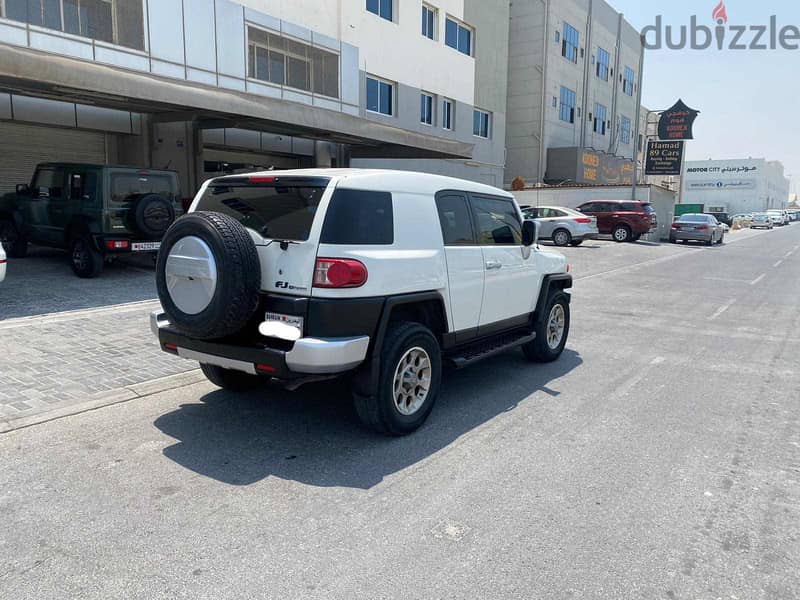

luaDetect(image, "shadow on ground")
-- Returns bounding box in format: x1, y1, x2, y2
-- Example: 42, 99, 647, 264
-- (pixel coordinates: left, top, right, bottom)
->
0, 245, 157, 319
153, 348, 582, 489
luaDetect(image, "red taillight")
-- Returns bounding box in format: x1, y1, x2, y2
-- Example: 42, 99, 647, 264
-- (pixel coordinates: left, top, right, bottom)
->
574, 217, 592, 224
695, 225, 709, 230
105, 239, 130, 250
256, 364, 276, 373
671, 223, 680, 229
313, 258, 368, 288
0, 259, 6, 264
164, 343, 178, 354
248, 176, 276, 183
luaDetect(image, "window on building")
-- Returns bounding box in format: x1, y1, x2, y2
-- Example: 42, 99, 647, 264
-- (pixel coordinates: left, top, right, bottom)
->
559, 86, 576, 123
473, 109, 490, 138
623, 66, 635, 96
594, 103, 607, 135
562, 22, 579, 63
366, 75, 394, 116
248, 28, 339, 98
3, 0, 145, 50
442, 98, 454, 130
366, 0, 392, 21
620, 115, 631, 144
420, 92, 434, 125
596, 47, 609, 81
638, 133, 644, 151
422, 4, 436, 39
445, 17, 472, 55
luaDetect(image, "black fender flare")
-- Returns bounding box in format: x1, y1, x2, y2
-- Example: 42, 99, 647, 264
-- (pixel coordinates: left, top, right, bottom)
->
534, 274, 572, 326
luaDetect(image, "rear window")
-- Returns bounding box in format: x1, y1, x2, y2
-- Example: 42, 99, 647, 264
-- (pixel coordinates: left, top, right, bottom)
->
678, 215, 708, 223
320, 189, 393, 245
641, 204, 654, 214
110, 173, 177, 208
198, 183, 326, 241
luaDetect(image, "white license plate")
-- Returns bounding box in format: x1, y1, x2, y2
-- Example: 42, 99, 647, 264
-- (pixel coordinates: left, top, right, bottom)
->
265, 312, 304, 331
132, 242, 161, 252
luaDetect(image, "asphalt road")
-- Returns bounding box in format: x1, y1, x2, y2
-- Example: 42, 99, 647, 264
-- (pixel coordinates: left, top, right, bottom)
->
2, 226, 799, 599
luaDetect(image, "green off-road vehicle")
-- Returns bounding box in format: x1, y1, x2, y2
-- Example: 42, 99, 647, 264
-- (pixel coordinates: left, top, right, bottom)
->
0, 163, 182, 277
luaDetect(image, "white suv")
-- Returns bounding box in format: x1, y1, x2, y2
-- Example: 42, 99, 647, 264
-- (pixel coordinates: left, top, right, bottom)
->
152, 170, 572, 435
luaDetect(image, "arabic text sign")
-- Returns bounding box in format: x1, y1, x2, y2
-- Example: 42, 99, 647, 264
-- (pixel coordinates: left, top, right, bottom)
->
686, 180, 757, 191
645, 141, 684, 175
685, 166, 758, 175
657, 99, 700, 141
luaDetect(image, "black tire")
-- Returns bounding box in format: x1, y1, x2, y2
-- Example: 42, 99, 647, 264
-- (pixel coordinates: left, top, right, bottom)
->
522, 292, 570, 363
552, 228, 572, 247
353, 321, 442, 436
200, 363, 265, 392
133, 194, 176, 239
569, 240, 583, 247
717, 233, 725, 245
705, 235, 714, 246
156, 212, 261, 340
69, 235, 104, 278
612, 224, 631, 243
0, 218, 28, 258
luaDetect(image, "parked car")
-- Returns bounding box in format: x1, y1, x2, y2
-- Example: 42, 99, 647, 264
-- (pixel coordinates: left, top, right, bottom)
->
788, 210, 799, 222
576, 200, 657, 243
0, 163, 182, 278
0, 243, 5, 283
767, 209, 790, 226
705, 212, 731, 226
521, 205, 598, 247
731, 213, 753, 227
750, 213, 774, 229
151, 169, 573, 435
669, 213, 725, 245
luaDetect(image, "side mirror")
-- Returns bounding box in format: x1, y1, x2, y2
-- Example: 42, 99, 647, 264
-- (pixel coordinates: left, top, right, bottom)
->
15, 184, 29, 195
522, 220, 538, 247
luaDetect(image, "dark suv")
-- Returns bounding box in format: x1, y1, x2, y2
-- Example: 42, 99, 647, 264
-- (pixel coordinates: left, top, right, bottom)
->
0, 163, 181, 277
576, 200, 657, 243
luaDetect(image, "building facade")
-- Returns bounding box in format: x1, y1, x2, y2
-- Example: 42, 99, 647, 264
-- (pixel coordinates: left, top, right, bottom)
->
0, 0, 507, 195
505, 0, 644, 187
681, 159, 790, 214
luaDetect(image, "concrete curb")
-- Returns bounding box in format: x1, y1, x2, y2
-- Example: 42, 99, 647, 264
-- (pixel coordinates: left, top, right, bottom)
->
0, 369, 204, 435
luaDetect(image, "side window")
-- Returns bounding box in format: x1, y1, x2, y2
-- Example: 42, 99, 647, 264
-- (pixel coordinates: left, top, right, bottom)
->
471, 195, 522, 246
580, 203, 596, 213
33, 168, 63, 199
436, 193, 475, 246
69, 172, 99, 203
551, 209, 567, 217
320, 189, 393, 245
620, 202, 637, 211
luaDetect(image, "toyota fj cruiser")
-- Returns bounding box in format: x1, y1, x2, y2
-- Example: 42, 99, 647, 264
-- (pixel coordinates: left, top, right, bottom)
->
151, 169, 572, 435
0, 163, 181, 277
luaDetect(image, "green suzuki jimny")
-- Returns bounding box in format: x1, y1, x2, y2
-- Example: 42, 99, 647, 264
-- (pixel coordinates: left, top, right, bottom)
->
0, 163, 182, 277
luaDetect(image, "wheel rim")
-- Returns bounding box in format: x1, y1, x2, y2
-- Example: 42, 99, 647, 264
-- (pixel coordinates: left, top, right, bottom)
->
554, 231, 569, 245
614, 227, 628, 241
392, 347, 432, 416
72, 240, 88, 271
546, 304, 566, 350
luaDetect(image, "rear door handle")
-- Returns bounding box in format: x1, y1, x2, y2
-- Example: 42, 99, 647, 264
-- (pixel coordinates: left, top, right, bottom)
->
485, 260, 502, 270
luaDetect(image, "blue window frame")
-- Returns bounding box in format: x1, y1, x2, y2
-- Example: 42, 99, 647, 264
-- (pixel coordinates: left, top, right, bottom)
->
473, 109, 490, 138
366, 0, 392, 22
596, 47, 609, 81
593, 103, 607, 135
445, 18, 472, 55
366, 76, 394, 116
623, 66, 635, 96
442, 98, 453, 130
620, 116, 632, 144
562, 22, 579, 63
559, 86, 576, 123
422, 4, 436, 39
421, 93, 434, 125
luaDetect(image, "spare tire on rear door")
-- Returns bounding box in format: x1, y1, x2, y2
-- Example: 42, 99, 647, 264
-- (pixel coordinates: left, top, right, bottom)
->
133, 194, 176, 239
156, 211, 261, 340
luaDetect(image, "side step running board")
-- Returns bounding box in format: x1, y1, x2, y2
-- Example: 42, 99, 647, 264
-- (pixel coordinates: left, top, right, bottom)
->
446, 331, 535, 369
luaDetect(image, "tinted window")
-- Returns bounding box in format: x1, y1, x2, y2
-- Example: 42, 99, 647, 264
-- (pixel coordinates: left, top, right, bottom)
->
321, 189, 393, 245
33, 168, 63, 199
436, 194, 475, 246
110, 173, 177, 208
471, 196, 522, 246
678, 215, 708, 223
620, 203, 638, 211
198, 183, 326, 241
642, 204, 654, 214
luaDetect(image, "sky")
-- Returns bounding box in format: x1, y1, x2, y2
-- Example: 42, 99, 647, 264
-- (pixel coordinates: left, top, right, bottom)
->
610, 0, 800, 194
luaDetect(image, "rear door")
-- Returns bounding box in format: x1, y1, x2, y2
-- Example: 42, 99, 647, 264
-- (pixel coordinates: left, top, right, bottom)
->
579, 202, 610, 233
469, 194, 539, 332
435, 192, 484, 339
535, 207, 558, 238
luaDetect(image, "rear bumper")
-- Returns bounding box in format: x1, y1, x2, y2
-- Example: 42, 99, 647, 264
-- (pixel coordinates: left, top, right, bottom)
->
151, 311, 369, 377
669, 230, 712, 241
574, 232, 598, 241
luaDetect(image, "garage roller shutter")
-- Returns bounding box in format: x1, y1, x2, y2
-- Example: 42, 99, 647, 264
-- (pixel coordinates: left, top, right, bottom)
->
0, 122, 106, 195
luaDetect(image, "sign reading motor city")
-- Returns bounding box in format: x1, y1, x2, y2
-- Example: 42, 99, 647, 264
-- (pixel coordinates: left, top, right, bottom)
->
657, 99, 700, 141
546, 147, 634, 185
645, 140, 684, 175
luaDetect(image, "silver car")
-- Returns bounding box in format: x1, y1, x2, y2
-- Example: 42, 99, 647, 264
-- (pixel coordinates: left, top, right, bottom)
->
750, 213, 774, 229
521, 205, 599, 247
669, 214, 725, 245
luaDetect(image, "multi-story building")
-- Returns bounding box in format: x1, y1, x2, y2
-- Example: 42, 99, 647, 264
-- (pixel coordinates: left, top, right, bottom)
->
681, 158, 790, 214
0, 0, 508, 196
505, 0, 644, 187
